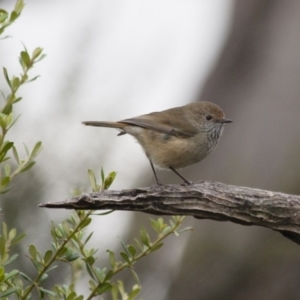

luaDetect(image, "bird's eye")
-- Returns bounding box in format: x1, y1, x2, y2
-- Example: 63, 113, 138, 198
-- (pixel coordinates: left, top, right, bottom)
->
206, 115, 213, 121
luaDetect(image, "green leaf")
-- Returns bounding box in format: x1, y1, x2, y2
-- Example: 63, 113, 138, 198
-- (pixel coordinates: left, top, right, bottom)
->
89, 279, 96, 290
150, 218, 159, 233
23, 143, 29, 155
66, 252, 80, 262
130, 269, 140, 286
0, 238, 6, 258
107, 250, 115, 269
20, 161, 36, 173
29, 141, 42, 160
85, 255, 95, 266
0, 10, 8, 23
0, 269, 4, 282
103, 171, 117, 189
116, 280, 126, 297
1, 176, 10, 188
11, 232, 25, 244
12, 146, 19, 164
21, 51, 31, 68
32, 47, 43, 59
92, 210, 114, 216
0, 156, 10, 164
57, 223, 65, 236
8, 228, 16, 241
2, 103, 12, 115
3, 67, 11, 88
150, 217, 167, 234
94, 267, 107, 282
134, 238, 142, 250
54, 227, 63, 239
43, 250, 53, 264
4, 253, 18, 265
4, 164, 11, 176
120, 252, 130, 264
78, 217, 91, 229
0, 115, 5, 129
66, 291, 84, 300
0, 287, 20, 298
179, 226, 193, 233
34, 54, 46, 63
104, 270, 113, 281
161, 226, 172, 235
32, 259, 43, 271
62, 220, 70, 236
88, 169, 99, 192
84, 232, 94, 246
7, 114, 21, 131
3, 269, 19, 282
22, 73, 28, 82
128, 245, 136, 258
0, 141, 13, 157
26, 75, 40, 83
119, 240, 131, 257
13, 97, 22, 103
38, 273, 48, 283
5, 112, 12, 126
111, 283, 119, 300
38, 287, 57, 297
19, 272, 33, 282
150, 242, 163, 252
86, 263, 96, 280
12, 76, 20, 90
14, 0, 25, 15
2, 222, 8, 239
28, 244, 37, 259
139, 227, 151, 247
46, 265, 58, 273
101, 167, 105, 184
95, 282, 112, 295
128, 284, 141, 300
0, 183, 12, 193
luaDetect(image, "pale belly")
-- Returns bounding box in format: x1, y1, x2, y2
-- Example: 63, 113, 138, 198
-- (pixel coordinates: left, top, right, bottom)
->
155, 139, 211, 168
126, 125, 222, 170
137, 132, 214, 169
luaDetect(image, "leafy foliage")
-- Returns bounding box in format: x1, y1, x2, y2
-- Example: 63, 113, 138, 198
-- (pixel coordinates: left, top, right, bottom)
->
1, 168, 191, 299
0, 0, 24, 36
0, 2, 193, 299
0, 0, 45, 194
88, 167, 117, 192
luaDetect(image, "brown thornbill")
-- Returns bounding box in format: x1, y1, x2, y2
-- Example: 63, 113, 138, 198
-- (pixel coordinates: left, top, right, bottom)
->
83, 101, 232, 185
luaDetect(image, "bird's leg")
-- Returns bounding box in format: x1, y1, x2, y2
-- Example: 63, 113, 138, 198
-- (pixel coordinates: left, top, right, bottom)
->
149, 159, 162, 185
169, 166, 192, 185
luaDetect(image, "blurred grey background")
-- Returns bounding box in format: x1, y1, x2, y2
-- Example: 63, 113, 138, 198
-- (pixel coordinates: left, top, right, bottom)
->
1, 0, 300, 299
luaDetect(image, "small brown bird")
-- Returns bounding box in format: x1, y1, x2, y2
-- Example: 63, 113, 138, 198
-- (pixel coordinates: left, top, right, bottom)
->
83, 101, 232, 185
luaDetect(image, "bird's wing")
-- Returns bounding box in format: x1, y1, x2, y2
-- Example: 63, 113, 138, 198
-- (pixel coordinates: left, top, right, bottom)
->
120, 109, 197, 138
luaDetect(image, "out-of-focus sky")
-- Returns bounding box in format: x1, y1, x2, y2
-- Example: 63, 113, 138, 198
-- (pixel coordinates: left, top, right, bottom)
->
1, 0, 233, 193
1, 0, 234, 297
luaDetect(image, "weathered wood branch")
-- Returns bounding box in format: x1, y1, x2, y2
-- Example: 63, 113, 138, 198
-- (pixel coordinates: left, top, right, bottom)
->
39, 181, 300, 245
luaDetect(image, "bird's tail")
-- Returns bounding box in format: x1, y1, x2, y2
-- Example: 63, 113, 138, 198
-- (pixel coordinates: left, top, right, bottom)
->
82, 121, 127, 129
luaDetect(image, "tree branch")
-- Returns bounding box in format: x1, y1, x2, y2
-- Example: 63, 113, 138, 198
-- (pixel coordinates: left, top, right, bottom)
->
39, 181, 300, 245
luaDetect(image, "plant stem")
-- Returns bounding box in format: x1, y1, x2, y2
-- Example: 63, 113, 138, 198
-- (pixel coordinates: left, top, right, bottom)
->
21, 211, 92, 299
86, 216, 186, 300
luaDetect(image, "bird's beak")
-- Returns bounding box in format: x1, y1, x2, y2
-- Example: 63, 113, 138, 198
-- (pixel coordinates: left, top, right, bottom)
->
218, 118, 233, 124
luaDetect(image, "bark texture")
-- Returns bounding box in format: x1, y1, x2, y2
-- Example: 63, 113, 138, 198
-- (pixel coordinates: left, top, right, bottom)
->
40, 181, 300, 244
